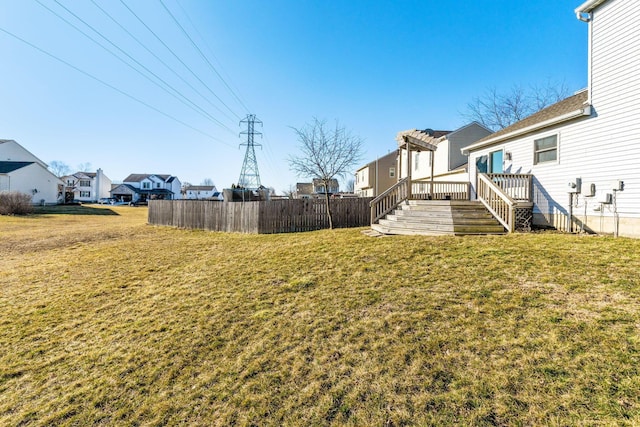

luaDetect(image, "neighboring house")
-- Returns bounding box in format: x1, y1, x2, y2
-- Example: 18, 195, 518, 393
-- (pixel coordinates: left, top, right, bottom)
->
294, 179, 340, 198
397, 123, 493, 183
462, 0, 640, 237
295, 182, 314, 199
313, 178, 339, 195
61, 169, 111, 203
184, 185, 222, 200
355, 151, 397, 197
111, 173, 182, 203
0, 139, 62, 204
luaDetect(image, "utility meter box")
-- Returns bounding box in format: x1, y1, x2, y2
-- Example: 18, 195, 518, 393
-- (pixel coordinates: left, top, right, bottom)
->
567, 178, 582, 193
611, 180, 625, 191
598, 192, 612, 204
583, 182, 596, 197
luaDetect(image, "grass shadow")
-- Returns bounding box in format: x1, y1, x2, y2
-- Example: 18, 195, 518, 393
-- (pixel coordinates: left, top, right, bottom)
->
33, 205, 120, 216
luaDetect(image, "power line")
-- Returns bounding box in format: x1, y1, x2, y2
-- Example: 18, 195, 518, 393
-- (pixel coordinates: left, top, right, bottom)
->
119, 0, 242, 122
0, 26, 233, 146
174, 0, 253, 114
88, 0, 237, 132
160, 0, 250, 115
38, 0, 236, 135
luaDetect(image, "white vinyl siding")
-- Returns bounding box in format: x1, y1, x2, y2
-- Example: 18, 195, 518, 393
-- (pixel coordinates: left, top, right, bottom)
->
466, 0, 640, 236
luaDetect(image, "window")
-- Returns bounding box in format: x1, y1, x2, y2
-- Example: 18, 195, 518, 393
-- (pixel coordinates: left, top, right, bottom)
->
156, 183, 161, 188
79, 180, 91, 187
142, 182, 151, 189
534, 135, 558, 164
80, 191, 90, 198
389, 167, 395, 178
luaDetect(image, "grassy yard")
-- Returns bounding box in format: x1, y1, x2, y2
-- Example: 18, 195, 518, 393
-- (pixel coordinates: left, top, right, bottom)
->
1, 206, 640, 426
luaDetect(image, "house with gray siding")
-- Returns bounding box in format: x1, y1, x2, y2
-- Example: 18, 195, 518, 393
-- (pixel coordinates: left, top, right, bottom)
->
398, 123, 493, 184
462, 0, 640, 237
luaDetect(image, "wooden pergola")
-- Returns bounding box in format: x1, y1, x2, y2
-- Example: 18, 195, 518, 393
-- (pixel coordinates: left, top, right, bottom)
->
398, 130, 439, 199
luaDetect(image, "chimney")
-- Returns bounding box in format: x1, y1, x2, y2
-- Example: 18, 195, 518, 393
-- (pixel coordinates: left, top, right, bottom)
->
96, 168, 102, 200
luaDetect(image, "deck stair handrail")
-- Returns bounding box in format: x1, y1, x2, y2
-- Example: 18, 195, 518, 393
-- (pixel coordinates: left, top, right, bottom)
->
477, 173, 532, 232
370, 177, 409, 224
486, 173, 532, 201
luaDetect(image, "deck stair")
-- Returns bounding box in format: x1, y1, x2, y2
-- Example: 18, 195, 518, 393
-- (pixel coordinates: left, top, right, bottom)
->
371, 200, 505, 236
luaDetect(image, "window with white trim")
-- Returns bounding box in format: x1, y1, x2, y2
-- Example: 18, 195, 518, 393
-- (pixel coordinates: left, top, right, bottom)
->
80, 191, 90, 198
534, 135, 558, 164
142, 182, 151, 189
79, 180, 91, 187
389, 167, 395, 178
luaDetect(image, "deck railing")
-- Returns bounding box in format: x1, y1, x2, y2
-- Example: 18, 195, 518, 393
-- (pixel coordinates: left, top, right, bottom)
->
370, 178, 409, 224
477, 173, 535, 233
477, 174, 515, 232
411, 181, 470, 201
486, 173, 532, 201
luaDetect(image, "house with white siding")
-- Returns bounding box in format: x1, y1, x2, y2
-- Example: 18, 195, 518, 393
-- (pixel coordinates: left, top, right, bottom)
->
61, 169, 111, 203
462, 0, 640, 238
0, 139, 62, 204
111, 173, 182, 203
184, 185, 222, 200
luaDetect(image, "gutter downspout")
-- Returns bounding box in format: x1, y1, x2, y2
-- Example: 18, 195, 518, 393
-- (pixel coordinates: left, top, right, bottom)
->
576, 11, 593, 105
576, 11, 591, 22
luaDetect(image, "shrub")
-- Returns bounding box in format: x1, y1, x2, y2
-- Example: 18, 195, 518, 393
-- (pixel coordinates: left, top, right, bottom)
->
0, 191, 34, 215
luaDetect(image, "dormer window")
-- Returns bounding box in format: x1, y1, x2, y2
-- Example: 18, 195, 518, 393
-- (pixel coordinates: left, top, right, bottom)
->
142, 182, 151, 189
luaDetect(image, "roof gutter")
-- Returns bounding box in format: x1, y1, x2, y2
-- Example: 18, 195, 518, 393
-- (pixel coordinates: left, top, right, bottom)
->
461, 105, 592, 155
575, 0, 608, 20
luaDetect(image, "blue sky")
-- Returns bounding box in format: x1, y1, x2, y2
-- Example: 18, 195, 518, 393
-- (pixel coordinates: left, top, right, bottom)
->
0, 0, 588, 193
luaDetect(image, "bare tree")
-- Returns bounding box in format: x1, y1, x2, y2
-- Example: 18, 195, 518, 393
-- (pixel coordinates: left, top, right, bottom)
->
77, 162, 93, 172
463, 80, 570, 131
200, 178, 215, 186
282, 185, 296, 199
288, 118, 363, 229
345, 178, 355, 193
49, 160, 71, 177
180, 182, 192, 197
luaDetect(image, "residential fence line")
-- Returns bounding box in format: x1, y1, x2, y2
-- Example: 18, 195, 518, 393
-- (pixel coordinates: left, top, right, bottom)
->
148, 198, 373, 234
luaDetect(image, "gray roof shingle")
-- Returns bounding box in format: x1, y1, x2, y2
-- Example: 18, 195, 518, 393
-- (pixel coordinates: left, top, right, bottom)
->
0, 161, 34, 173
469, 89, 589, 149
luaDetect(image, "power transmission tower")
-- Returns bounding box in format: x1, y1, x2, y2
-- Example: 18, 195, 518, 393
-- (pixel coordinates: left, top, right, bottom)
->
237, 114, 262, 189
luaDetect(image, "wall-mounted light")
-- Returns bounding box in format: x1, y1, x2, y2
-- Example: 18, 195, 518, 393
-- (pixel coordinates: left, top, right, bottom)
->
505, 152, 512, 161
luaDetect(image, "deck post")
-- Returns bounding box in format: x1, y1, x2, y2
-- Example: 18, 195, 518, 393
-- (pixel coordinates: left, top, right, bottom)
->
405, 138, 412, 200
430, 149, 435, 199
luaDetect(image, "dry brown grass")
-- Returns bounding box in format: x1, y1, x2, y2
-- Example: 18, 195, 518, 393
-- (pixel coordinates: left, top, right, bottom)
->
1, 205, 640, 425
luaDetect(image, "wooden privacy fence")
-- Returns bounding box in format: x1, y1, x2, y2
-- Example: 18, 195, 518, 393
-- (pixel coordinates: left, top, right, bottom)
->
148, 198, 373, 234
